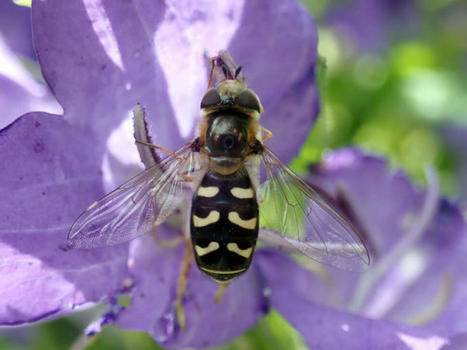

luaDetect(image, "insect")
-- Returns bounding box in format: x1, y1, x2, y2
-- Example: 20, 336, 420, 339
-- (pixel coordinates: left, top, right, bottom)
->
68, 50, 370, 314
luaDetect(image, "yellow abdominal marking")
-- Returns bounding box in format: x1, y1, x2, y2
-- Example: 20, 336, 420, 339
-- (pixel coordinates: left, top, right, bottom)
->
193, 210, 220, 227
230, 187, 254, 199
227, 243, 253, 258
228, 212, 257, 229
200, 266, 247, 274
197, 186, 220, 197
195, 242, 220, 256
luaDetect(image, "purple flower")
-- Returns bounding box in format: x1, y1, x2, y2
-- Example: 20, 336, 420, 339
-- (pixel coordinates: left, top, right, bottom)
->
0, 1, 61, 129
1, 1, 467, 349
0, 113, 129, 325
304, 149, 467, 346
3, 0, 319, 347
0, 1, 34, 59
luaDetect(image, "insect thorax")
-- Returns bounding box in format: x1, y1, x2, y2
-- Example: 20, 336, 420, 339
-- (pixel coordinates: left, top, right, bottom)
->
190, 167, 259, 282
199, 110, 258, 176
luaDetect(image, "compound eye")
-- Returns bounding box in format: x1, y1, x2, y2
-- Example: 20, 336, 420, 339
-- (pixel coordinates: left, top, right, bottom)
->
220, 134, 236, 150
235, 89, 261, 112
200, 88, 221, 109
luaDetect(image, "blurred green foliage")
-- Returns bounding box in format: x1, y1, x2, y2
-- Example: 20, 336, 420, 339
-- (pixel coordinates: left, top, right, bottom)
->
294, 0, 467, 199
1, 0, 466, 349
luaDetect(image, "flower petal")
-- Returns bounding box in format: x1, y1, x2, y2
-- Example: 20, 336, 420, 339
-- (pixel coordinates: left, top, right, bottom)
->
256, 250, 449, 350
32, 0, 319, 165
0, 113, 129, 325
116, 231, 266, 348
382, 200, 467, 336
0, 1, 34, 58
305, 149, 432, 307
228, 0, 319, 163
308, 148, 467, 337
0, 37, 62, 129
31, 0, 181, 152
310, 148, 426, 256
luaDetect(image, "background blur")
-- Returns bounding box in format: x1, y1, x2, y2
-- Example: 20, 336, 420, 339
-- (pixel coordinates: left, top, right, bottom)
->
0, 0, 466, 349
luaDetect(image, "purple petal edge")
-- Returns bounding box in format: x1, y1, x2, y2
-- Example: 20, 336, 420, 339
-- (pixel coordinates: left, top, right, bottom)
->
256, 250, 449, 350
0, 113, 129, 325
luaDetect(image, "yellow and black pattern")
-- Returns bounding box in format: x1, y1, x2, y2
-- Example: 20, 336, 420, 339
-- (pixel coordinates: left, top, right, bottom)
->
190, 168, 259, 282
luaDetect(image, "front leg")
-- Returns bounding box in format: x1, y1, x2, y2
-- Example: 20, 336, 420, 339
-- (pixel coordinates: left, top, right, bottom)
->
135, 139, 178, 157
261, 126, 273, 142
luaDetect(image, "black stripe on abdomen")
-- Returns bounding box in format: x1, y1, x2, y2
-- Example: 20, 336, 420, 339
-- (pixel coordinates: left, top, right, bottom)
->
190, 167, 258, 282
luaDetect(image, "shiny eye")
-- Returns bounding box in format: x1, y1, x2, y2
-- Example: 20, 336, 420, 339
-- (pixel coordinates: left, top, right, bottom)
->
220, 134, 236, 150
235, 89, 261, 112
200, 88, 221, 109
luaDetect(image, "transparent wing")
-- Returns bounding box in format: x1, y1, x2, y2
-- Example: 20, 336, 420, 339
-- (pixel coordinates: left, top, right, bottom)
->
256, 146, 371, 270
68, 143, 206, 248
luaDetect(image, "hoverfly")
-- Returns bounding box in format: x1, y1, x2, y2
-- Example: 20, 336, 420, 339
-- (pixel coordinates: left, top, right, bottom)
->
68, 51, 370, 287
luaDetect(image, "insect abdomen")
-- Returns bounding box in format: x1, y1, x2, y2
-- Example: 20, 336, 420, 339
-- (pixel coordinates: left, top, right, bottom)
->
190, 167, 258, 282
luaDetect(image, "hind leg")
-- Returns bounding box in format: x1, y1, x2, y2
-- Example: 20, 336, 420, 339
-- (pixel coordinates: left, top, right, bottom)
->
175, 237, 193, 332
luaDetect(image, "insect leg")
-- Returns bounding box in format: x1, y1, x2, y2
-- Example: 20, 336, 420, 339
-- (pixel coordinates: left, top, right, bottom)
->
175, 237, 193, 332
135, 139, 177, 157
152, 226, 184, 247
261, 126, 273, 142
178, 166, 203, 182
214, 283, 229, 304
